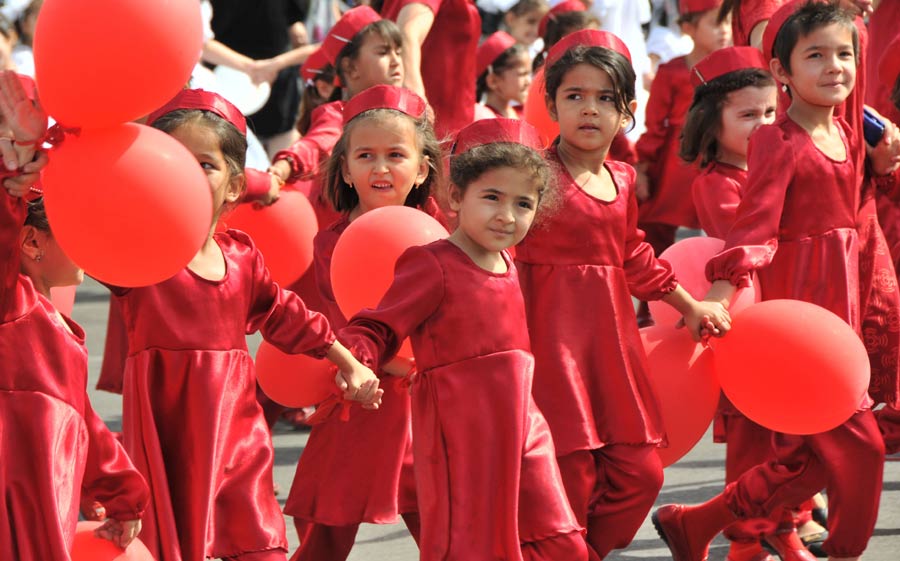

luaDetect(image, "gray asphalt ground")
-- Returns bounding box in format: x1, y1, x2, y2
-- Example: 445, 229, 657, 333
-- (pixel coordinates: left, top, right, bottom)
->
74, 277, 900, 560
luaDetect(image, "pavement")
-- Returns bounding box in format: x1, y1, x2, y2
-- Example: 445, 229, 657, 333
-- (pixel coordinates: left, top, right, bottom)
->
74, 277, 900, 560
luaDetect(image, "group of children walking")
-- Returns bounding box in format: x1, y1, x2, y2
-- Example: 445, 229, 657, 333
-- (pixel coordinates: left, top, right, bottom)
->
3, 1, 900, 560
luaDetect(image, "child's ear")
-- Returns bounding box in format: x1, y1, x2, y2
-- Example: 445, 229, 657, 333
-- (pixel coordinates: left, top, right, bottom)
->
415, 155, 430, 187
342, 57, 358, 82
447, 183, 463, 211
620, 99, 638, 131
225, 172, 245, 204
18, 224, 43, 262
769, 57, 791, 86
341, 156, 353, 186
546, 96, 558, 122
680, 20, 696, 38
486, 70, 500, 93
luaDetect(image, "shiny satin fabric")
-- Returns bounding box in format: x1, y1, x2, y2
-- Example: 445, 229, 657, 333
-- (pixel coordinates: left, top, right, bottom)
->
516, 156, 675, 456
341, 240, 583, 560
274, 100, 345, 181
692, 162, 746, 241
115, 230, 335, 561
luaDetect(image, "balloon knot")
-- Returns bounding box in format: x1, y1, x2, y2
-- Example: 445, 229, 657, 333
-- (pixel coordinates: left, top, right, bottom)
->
44, 123, 81, 146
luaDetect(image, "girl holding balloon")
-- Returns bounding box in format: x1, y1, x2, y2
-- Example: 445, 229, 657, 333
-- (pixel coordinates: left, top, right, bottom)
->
514, 29, 731, 560
284, 84, 443, 561
0, 71, 149, 558
339, 116, 590, 561
653, 4, 890, 561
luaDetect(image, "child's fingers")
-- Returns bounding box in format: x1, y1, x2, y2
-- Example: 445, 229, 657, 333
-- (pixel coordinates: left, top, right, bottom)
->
334, 372, 349, 392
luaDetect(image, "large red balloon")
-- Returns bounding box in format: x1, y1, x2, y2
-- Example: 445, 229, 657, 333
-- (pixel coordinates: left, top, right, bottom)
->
71, 521, 153, 560
640, 325, 719, 467
523, 67, 556, 146
227, 191, 318, 286
649, 237, 759, 327
713, 300, 870, 435
34, 0, 202, 128
255, 341, 338, 408
42, 123, 212, 287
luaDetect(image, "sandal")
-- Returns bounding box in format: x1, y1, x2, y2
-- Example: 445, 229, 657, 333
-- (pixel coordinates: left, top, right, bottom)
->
799, 531, 828, 558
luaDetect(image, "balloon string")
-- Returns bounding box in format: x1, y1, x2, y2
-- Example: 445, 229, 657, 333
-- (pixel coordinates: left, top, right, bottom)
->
42, 123, 81, 147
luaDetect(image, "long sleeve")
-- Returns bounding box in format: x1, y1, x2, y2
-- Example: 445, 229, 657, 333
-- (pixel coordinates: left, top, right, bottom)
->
635, 61, 676, 164
692, 168, 743, 239
241, 231, 336, 357
339, 245, 444, 368
272, 101, 344, 181
242, 168, 271, 202
79, 398, 149, 520
0, 194, 24, 322
705, 124, 793, 287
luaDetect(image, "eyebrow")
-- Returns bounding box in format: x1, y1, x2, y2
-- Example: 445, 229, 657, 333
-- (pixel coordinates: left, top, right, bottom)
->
803, 43, 854, 52
561, 86, 615, 94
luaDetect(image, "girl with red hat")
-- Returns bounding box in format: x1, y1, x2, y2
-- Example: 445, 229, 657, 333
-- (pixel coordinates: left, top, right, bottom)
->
516, 29, 730, 559
0, 71, 150, 560
339, 117, 590, 561
475, 31, 531, 120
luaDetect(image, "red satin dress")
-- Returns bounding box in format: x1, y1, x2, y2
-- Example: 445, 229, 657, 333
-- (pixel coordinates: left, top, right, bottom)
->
731, 0, 785, 47
381, 0, 479, 137
284, 216, 418, 560
636, 56, 701, 231
0, 194, 149, 560
340, 240, 586, 561
115, 230, 336, 561
515, 154, 673, 557
707, 116, 885, 558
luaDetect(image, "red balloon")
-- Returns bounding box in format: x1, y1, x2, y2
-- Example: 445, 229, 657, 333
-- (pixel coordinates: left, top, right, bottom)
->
255, 341, 338, 408
71, 521, 153, 560
649, 237, 759, 327
42, 123, 212, 287
34, 0, 202, 128
523, 67, 556, 147
713, 300, 870, 435
226, 191, 318, 286
640, 325, 719, 467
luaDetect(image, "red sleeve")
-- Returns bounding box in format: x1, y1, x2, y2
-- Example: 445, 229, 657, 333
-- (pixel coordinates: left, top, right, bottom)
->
240, 230, 337, 357
635, 62, 675, 164
0, 194, 24, 322
692, 170, 741, 239
272, 101, 344, 181
242, 168, 271, 203
395, 0, 441, 15
705, 124, 793, 287
338, 245, 443, 368
79, 398, 149, 520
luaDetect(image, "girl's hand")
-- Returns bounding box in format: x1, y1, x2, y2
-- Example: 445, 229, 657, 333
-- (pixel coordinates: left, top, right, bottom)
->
335, 362, 383, 409
867, 118, 900, 177
0, 70, 47, 144
93, 518, 142, 549
679, 301, 731, 341
2, 149, 47, 197
253, 172, 283, 208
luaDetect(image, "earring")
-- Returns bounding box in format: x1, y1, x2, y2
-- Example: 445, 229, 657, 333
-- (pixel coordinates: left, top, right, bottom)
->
34, 252, 43, 262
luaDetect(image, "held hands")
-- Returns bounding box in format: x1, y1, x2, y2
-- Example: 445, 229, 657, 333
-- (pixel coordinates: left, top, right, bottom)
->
678, 300, 732, 342
93, 518, 142, 549
335, 359, 383, 409
867, 115, 900, 177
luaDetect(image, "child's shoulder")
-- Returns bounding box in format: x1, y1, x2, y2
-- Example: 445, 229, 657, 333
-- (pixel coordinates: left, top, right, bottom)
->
657, 55, 690, 78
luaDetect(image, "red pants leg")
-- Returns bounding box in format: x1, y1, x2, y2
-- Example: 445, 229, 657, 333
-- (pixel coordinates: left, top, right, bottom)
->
521, 530, 591, 561
223, 549, 288, 561
401, 512, 422, 546
724, 410, 884, 558
290, 519, 359, 561
876, 404, 900, 454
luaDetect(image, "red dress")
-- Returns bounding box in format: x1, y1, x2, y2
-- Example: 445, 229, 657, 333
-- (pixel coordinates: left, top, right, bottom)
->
731, 0, 785, 47
0, 194, 148, 560
284, 216, 417, 526
115, 230, 336, 561
692, 162, 745, 240
381, 0, 480, 137
636, 56, 700, 229
340, 240, 584, 561
516, 155, 675, 457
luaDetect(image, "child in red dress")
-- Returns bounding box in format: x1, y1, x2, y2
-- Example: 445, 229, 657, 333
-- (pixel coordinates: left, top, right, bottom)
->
475, 31, 531, 119
0, 71, 148, 558
635, 0, 732, 325
111, 89, 381, 561
340, 118, 590, 560
516, 29, 730, 560
654, 4, 887, 561
285, 85, 444, 561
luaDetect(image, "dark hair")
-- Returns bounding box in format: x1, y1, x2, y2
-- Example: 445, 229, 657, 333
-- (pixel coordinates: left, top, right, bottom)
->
718, 0, 738, 24
335, 20, 404, 87
680, 68, 776, 167
450, 142, 557, 224
508, 0, 548, 17
772, 1, 858, 75
477, 43, 528, 100
533, 11, 600, 71
151, 109, 248, 177
25, 197, 49, 232
544, 46, 637, 130
323, 109, 443, 213
892, 76, 900, 112
297, 64, 340, 135
14, 0, 41, 45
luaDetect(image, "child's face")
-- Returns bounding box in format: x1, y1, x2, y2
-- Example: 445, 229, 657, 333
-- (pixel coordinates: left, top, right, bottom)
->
718, 84, 778, 163
505, 8, 546, 46
450, 166, 540, 253
169, 123, 242, 218
548, 63, 634, 154
683, 9, 732, 55
347, 33, 403, 90
314, 77, 336, 101
342, 115, 429, 214
488, 52, 532, 104
776, 23, 856, 108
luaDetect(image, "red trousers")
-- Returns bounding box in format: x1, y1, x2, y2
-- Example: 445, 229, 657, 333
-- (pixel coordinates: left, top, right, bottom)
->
724, 410, 884, 558
876, 404, 900, 454
290, 514, 421, 561
557, 444, 664, 559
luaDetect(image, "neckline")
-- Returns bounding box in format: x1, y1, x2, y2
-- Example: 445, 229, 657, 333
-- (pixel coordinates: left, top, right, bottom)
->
442, 239, 512, 277
186, 235, 229, 284
553, 147, 620, 204
785, 114, 849, 164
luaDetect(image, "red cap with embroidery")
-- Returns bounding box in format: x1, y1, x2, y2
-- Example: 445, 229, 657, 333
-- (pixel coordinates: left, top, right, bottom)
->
761, 0, 807, 59
878, 35, 900, 89
452, 118, 544, 155
322, 6, 381, 65
538, 0, 587, 38
679, 0, 723, 15
146, 89, 246, 135
690, 46, 769, 87
545, 29, 632, 69
477, 31, 519, 77
342, 85, 427, 125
